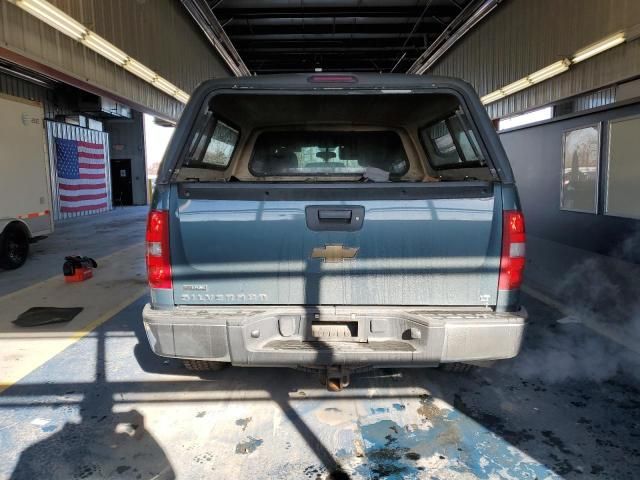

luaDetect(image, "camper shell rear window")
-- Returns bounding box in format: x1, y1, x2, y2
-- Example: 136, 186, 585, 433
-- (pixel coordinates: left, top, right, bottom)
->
419, 108, 486, 170
249, 131, 409, 177
170, 90, 498, 183
184, 113, 239, 170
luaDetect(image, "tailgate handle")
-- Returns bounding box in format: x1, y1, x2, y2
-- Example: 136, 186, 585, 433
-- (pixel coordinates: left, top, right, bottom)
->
318, 209, 352, 221
306, 206, 365, 231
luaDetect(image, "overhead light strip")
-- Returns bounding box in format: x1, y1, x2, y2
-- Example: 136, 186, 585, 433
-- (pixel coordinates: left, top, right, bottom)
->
12, 0, 190, 104
481, 31, 630, 105
572, 32, 626, 63
18, 0, 86, 39
82, 32, 129, 65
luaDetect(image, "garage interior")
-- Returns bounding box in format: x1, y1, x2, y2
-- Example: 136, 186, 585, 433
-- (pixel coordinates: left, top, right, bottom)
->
1, 1, 639, 479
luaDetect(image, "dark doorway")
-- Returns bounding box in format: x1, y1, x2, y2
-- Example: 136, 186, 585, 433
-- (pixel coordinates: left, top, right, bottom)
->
110, 159, 133, 206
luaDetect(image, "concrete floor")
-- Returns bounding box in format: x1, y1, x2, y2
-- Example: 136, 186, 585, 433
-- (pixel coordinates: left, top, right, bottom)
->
0, 206, 148, 297
1, 207, 639, 480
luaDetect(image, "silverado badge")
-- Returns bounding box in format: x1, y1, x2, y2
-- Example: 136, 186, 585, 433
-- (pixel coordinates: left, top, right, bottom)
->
311, 244, 359, 263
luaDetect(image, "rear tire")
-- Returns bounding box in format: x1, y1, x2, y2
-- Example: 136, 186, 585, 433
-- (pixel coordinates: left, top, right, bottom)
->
439, 362, 477, 373
182, 359, 228, 371
0, 225, 30, 270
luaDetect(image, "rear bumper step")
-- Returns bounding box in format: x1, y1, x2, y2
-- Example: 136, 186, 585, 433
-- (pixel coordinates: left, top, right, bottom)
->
264, 340, 415, 352
142, 305, 526, 367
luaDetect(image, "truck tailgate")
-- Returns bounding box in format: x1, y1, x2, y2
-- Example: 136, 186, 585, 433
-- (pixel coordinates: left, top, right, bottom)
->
170, 182, 502, 306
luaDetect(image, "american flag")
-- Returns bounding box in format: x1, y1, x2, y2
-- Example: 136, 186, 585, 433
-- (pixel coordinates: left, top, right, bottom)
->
54, 138, 108, 213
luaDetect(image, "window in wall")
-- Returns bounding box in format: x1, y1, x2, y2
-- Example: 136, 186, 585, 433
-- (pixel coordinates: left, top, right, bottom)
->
560, 124, 600, 213
606, 115, 640, 219
498, 106, 553, 131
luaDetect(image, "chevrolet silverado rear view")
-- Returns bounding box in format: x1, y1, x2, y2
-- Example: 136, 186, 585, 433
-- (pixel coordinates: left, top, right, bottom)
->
143, 74, 527, 389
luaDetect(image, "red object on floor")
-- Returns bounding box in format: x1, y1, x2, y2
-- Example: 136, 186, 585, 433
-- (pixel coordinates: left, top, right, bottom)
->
64, 267, 93, 283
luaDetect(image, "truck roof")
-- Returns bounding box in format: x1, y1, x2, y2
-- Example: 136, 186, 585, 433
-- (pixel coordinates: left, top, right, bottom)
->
193, 73, 478, 96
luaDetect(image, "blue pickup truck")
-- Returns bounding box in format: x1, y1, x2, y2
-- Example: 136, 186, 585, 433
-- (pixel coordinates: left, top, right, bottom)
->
143, 73, 527, 390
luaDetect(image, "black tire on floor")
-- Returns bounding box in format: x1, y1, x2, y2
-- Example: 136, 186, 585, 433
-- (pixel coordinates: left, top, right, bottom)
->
439, 362, 477, 373
182, 359, 228, 371
0, 224, 30, 270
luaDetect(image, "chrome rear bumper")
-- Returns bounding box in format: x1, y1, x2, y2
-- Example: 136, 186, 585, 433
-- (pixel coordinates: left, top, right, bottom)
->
142, 304, 526, 367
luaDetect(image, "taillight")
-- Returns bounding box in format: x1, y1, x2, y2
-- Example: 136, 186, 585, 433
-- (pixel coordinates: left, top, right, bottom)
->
146, 209, 172, 289
498, 210, 526, 290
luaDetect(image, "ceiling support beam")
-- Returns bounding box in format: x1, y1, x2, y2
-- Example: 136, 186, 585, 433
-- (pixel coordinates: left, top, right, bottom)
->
407, 0, 499, 74
181, 0, 251, 77
212, 5, 460, 20
390, 0, 434, 72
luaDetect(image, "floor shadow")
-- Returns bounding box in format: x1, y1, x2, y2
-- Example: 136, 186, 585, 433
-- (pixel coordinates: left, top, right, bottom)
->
4, 294, 640, 479
128, 291, 640, 479
8, 311, 175, 480
10, 406, 174, 480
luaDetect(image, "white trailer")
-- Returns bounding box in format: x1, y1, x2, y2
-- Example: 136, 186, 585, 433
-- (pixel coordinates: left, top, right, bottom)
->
0, 93, 54, 269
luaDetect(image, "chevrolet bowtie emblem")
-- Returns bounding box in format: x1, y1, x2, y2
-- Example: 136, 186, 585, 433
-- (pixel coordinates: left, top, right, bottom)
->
311, 245, 359, 263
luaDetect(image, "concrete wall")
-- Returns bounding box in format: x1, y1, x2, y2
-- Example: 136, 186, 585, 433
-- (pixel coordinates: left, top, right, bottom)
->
0, 0, 230, 121
500, 101, 640, 260
104, 111, 147, 206
430, 0, 640, 119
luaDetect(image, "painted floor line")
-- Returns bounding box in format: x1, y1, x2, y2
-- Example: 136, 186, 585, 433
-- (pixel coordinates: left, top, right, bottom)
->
0, 287, 147, 394
0, 242, 144, 304
522, 284, 640, 355
69, 287, 148, 341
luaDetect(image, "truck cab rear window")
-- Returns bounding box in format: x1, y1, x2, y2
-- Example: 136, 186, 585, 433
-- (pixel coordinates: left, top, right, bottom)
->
420, 109, 486, 170
250, 131, 408, 177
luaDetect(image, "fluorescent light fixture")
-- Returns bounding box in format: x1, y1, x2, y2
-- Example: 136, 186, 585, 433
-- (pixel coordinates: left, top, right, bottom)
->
572, 32, 625, 63
173, 91, 189, 104
16, 0, 87, 40
482, 59, 569, 104
153, 77, 179, 96
175, 91, 190, 103
82, 32, 128, 65
13, 0, 191, 104
528, 59, 570, 83
481, 30, 629, 106
500, 78, 532, 96
123, 58, 157, 83
480, 90, 505, 104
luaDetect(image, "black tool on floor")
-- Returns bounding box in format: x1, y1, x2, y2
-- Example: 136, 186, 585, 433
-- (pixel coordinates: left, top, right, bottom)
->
63, 256, 98, 275
63, 256, 98, 282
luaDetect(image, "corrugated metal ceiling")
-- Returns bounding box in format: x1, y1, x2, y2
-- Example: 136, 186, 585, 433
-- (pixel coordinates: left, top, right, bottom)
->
206, 0, 478, 74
